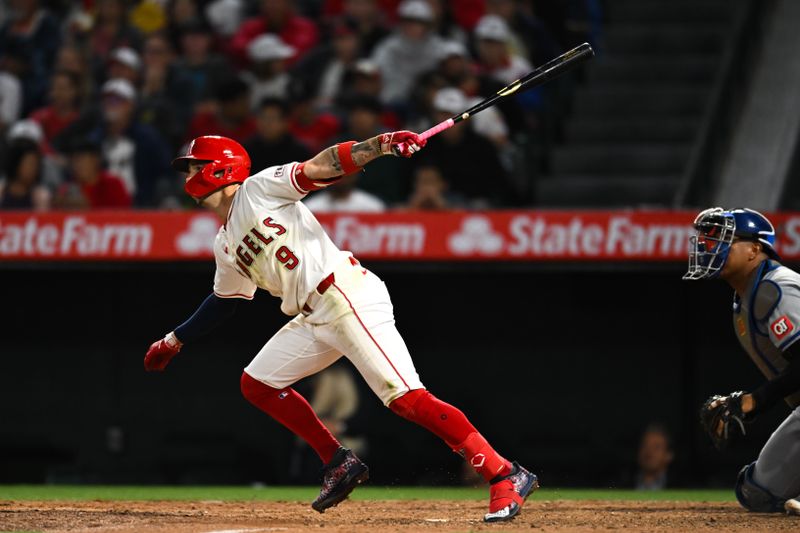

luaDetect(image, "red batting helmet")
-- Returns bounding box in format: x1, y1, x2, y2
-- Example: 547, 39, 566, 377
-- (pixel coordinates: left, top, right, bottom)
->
172, 136, 251, 199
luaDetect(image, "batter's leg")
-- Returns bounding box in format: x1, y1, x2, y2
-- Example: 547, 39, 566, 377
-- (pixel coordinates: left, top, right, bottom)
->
242, 316, 369, 512
316, 272, 537, 522
389, 389, 538, 522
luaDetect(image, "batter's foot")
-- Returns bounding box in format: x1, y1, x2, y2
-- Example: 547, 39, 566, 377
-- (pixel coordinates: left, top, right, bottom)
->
483, 461, 539, 523
786, 498, 800, 516
311, 447, 369, 513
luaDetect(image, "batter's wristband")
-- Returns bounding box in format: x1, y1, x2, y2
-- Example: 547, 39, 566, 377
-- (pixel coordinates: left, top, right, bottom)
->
336, 141, 361, 175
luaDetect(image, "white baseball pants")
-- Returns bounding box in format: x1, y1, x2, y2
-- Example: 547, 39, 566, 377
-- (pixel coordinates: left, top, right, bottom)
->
244, 258, 424, 405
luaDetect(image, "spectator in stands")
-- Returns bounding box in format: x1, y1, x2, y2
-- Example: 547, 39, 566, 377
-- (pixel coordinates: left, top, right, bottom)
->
474, 15, 533, 86
287, 79, 341, 153
371, 0, 448, 105
0, 0, 61, 114
339, 0, 390, 56
29, 70, 83, 144
56, 139, 131, 209
167, 0, 203, 31
634, 423, 674, 491
405, 164, 462, 210
415, 87, 511, 206
485, 0, 560, 66
243, 34, 295, 106
205, 0, 246, 37
229, 0, 319, 67
0, 137, 50, 210
342, 59, 383, 102
139, 32, 194, 150
6, 119, 62, 191
54, 45, 95, 105
0, 45, 23, 132
303, 172, 385, 213
128, 0, 168, 35
187, 77, 257, 143
294, 18, 362, 109
58, 79, 171, 206
87, 0, 142, 68
474, 14, 545, 117
107, 47, 142, 87
336, 94, 405, 204
427, 0, 467, 44
173, 18, 235, 111
243, 97, 310, 173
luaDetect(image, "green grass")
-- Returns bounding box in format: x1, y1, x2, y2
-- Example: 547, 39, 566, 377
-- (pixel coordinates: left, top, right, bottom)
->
0, 485, 734, 502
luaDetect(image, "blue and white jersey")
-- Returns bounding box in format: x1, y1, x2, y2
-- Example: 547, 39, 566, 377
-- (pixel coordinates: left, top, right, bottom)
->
733, 260, 800, 407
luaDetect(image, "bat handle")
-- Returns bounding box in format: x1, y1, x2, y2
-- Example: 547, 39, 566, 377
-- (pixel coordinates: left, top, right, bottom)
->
419, 119, 455, 141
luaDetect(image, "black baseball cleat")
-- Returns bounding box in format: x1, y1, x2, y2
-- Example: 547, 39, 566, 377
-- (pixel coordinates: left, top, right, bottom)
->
311, 447, 369, 513
483, 461, 539, 523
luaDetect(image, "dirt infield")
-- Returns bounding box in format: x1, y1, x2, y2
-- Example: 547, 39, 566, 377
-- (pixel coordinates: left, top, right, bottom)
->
1, 499, 798, 533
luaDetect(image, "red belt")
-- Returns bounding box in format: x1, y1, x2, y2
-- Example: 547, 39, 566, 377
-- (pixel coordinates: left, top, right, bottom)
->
302, 257, 360, 314
302, 273, 335, 314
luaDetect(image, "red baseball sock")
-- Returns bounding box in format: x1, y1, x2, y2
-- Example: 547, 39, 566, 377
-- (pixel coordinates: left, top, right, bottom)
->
389, 389, 512, 481
240, 371, 341, 464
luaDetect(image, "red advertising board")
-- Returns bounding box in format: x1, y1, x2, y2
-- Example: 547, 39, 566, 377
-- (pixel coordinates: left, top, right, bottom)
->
1, 210, 800, 262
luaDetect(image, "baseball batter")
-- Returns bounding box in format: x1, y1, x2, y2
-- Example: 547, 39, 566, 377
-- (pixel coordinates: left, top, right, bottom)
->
144, 133, 537, 521
686, 207, 800, 515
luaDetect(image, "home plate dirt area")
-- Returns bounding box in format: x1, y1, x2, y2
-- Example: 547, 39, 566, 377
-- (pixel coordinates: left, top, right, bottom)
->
1, 499, 799, 533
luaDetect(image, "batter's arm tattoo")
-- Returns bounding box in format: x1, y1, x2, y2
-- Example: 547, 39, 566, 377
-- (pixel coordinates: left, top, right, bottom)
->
350, 137, 383, 167
302, 136, 383, 180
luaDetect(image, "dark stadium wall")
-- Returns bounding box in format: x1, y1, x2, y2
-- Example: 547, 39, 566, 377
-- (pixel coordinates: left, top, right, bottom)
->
0, 262, 790, 488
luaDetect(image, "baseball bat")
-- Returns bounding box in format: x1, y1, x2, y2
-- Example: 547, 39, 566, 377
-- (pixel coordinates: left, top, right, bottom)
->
420, 42, 595, 140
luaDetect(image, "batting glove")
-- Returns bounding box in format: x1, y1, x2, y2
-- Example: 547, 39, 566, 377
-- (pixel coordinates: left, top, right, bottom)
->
144, 331, 182, 371
379, 131, 426, 157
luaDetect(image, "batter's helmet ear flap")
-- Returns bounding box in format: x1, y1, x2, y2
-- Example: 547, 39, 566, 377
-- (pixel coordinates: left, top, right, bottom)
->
174, 136, 251, 199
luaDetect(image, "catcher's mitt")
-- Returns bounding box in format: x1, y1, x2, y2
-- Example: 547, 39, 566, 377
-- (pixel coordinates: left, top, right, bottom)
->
699, 391, 749, 450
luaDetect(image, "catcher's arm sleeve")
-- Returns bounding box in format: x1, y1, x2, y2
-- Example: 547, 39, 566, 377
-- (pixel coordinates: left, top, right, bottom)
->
751, 344, 800, 414
174, 292, 239, 344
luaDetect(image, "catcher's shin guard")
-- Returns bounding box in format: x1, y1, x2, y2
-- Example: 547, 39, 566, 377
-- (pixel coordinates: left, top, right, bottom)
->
484, 461, 539, 523
311, 447, 369, 513
735, 463, 786, 513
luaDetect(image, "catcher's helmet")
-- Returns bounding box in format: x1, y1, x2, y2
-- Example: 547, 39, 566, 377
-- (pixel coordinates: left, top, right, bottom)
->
683, 207, 778, 280
172, 136, 251, 199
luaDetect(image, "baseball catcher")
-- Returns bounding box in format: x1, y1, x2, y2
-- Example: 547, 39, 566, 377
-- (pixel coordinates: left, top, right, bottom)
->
144, 133, 537, 522
686, 207, 800, 516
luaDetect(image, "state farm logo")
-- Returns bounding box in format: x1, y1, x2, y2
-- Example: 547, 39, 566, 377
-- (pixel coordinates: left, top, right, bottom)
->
0, 215, 152, 257
770, 315, 794, 340
448, 216, 504, 255
176, 214, 219, 255
324, 216, 425, 255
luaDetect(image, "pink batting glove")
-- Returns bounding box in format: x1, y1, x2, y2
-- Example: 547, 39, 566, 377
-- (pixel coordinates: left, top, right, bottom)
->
379, 131, 427, 158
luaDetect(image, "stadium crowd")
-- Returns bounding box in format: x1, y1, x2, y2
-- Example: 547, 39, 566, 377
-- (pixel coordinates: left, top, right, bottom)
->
0, 0, 601, 211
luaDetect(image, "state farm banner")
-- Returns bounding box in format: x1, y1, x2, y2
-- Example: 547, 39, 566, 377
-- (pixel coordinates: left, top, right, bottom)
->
2, 210, 800, 262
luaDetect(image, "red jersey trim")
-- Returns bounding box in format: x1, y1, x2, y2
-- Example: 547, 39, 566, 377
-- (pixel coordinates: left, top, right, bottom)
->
291, 162, 327, 193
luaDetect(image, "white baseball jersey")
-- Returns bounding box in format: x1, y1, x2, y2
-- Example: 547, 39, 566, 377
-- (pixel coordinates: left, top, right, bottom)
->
212, 162, 351, 316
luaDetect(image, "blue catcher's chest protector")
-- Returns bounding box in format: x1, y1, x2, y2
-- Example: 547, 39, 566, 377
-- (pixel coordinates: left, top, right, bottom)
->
733, 260, 800, 408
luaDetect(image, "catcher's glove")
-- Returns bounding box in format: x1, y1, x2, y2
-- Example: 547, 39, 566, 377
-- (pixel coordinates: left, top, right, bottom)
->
699, 391, 749, 450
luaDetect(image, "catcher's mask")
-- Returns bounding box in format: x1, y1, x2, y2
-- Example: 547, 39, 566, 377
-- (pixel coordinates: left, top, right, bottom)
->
683, 207, 779, 280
